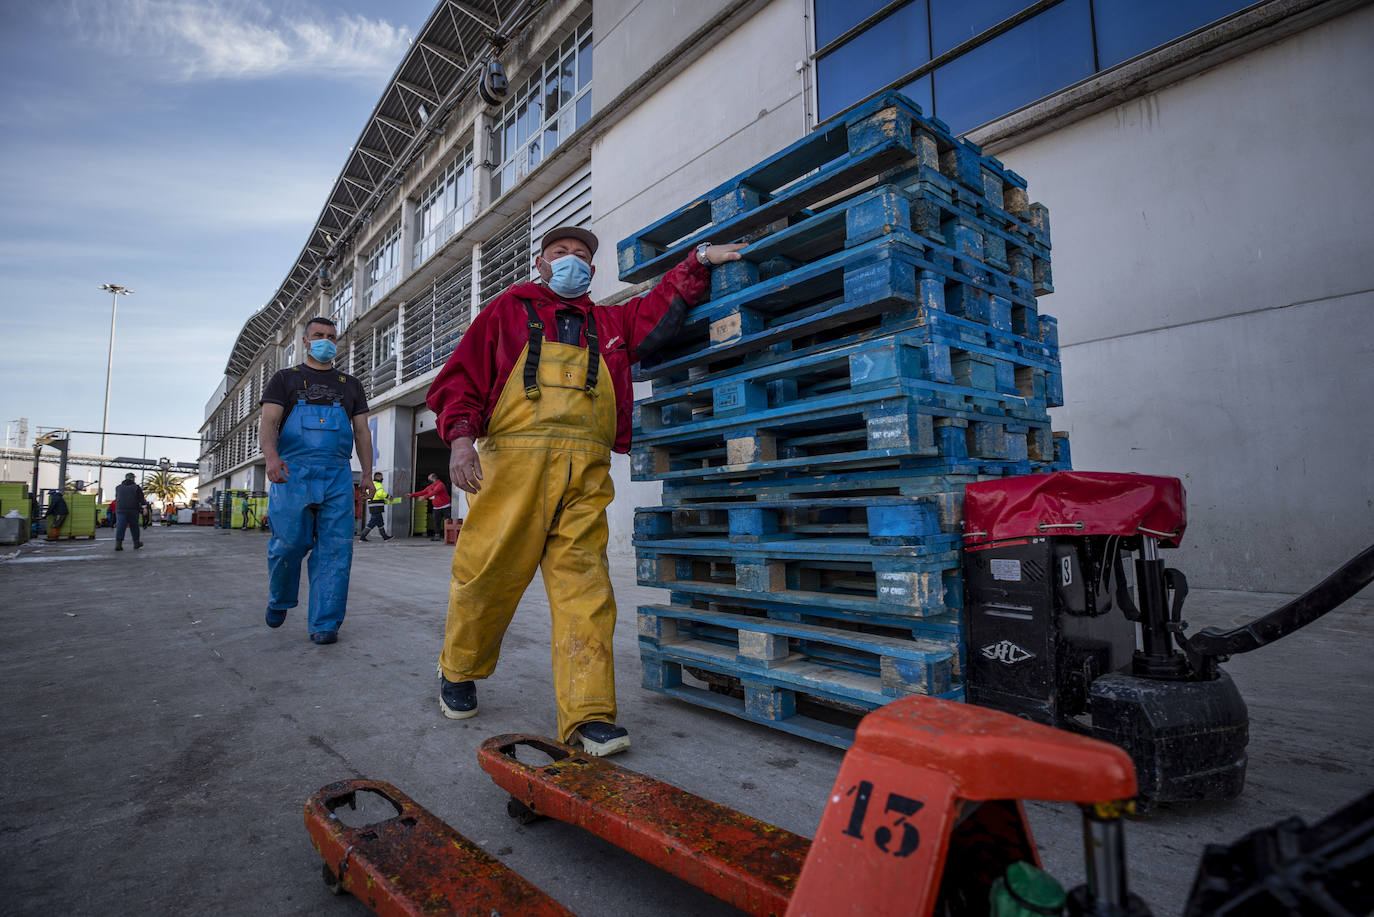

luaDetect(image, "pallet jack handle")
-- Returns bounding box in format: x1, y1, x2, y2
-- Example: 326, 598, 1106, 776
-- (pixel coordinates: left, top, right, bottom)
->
1184, 543, 1374, 662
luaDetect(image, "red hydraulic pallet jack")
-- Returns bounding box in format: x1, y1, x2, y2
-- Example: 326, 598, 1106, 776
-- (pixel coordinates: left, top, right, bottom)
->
307, 695, 1150, 916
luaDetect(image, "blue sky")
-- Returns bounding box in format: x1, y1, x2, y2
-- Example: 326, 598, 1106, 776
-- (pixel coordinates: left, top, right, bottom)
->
0, 0, 438, 469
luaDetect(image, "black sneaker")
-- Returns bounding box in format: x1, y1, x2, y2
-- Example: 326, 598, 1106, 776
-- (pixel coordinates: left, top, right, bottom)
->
381, 533, 392, 541
359, 534, 369, 542
574, 721, 630, 757
265, 606, 287, 628
134, 541, 143, 549
439, 675, 477, 719
311, 631, 338, 645
115, 543, 123, 551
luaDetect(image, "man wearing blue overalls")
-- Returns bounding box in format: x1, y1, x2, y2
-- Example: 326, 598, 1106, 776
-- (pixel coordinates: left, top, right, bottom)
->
258, 316, 373, 645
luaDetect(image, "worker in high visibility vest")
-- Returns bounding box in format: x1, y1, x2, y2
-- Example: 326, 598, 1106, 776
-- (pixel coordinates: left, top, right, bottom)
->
360, 472, 393, 542
426, 225, 743, 756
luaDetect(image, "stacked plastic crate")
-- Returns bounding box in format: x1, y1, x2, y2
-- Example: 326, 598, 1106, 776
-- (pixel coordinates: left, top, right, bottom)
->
620, 92, 1069, 747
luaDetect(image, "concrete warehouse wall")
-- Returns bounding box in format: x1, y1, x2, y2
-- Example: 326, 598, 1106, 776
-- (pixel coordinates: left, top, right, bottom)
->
993, 4, 1374, 592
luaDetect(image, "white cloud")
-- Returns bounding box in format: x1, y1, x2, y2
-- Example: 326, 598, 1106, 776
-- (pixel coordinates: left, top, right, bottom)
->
64, 0, 412, 82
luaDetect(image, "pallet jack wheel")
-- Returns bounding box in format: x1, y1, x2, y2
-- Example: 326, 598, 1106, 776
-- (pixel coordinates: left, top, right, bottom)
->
321, 862, 346, 896
506, 796, 546, 825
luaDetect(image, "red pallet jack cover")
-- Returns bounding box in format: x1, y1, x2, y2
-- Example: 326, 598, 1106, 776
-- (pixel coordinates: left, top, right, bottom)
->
963, 471, 1187, 548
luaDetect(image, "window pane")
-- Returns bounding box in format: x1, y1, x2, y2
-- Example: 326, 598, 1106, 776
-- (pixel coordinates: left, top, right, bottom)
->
932, 0, 1093, 134
545, 68, 560, 117
516, 101, 529, 146
577, 33, 592, 90
1094, 0, 1255, 69
545, 125, 559, 155
561, 53, 576, 107
815, 2, 930, 122
930, 0, 1038, 55
575, 91, 591, 129
814, 0, 900, 49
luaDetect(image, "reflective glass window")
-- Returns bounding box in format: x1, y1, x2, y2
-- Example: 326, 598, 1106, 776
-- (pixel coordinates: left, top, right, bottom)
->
816, 2, 930, 121
578, 32, 592, 89
930, 0, 1038, 55
1094, 0, 1256, 68
933, 0, 1093, 134
814, 0, 898, 48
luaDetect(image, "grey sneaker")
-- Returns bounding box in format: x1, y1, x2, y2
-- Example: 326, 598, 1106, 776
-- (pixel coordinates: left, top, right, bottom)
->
574, 721, 630, 757
439, 675, 477, 719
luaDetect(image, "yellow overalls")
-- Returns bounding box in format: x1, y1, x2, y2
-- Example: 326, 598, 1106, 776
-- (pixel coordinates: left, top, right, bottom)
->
439, 304, 618, 742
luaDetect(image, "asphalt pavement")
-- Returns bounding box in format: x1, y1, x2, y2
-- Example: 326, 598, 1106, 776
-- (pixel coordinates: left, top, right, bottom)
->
2, 525, 1370, 916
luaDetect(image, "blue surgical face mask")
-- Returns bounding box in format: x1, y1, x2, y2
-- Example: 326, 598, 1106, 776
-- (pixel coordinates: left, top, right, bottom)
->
547, 254, 592, 299
309, 339, 338, 362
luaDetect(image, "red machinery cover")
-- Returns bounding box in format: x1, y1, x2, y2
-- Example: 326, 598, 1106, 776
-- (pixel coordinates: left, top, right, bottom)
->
963, 471, 1186, 547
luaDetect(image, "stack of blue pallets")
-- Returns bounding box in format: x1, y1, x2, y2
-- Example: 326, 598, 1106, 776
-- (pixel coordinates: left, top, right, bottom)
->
620, 91, 1069, 747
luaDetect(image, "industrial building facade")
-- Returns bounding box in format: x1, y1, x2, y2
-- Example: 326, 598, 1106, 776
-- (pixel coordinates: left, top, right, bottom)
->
201, 0, 1372, 592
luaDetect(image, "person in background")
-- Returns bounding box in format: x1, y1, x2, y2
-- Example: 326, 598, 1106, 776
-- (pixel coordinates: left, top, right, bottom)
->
114, 473, 146, 551
45, 490, 69, 537
360, 472, 393, 542
408, 473, 453, 542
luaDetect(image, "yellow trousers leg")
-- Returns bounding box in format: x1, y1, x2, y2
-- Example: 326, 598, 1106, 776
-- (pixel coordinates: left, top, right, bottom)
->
439, 444, 618, 742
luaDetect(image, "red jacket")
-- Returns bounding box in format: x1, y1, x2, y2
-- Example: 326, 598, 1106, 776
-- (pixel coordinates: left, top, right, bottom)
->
408, 480, 452, 509
427, 254, 709, 453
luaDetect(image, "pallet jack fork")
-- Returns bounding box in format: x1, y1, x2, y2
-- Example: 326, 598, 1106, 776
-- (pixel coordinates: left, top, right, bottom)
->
305, 695, 1139, 916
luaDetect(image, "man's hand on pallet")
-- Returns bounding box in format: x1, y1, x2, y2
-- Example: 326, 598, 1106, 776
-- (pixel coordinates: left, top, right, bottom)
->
696, 243, 747, 266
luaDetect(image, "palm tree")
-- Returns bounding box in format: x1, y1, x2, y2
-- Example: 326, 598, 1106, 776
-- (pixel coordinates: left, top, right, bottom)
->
143, 470, 187, 505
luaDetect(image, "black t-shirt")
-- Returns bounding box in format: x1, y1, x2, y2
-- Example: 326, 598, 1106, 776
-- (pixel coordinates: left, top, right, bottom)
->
261, 365, 369, 429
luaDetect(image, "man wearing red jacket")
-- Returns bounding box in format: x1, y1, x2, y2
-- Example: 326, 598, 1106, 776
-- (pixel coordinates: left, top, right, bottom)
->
408, 473, 453, 542
426, 225, 742, 756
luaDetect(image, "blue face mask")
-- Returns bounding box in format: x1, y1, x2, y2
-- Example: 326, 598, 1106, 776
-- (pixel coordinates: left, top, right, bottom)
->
547, 254, 592, 299
309, 339, 338, 362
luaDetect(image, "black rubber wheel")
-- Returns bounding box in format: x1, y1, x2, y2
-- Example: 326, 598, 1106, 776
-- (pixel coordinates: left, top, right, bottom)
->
506, 797, 546, 825
321, 862, 347, 896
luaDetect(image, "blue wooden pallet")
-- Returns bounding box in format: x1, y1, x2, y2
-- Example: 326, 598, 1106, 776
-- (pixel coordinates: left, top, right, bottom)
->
618, 90, 1038, 285
634, 535, 961, 618
640, 642, 964, 750
637, 324, 1060, 439
696, 180, 1050, 308
636, 232, 1053, 389
635, 491, 964, 546
640, 603, 957, 695
658, 588, 965, 645
631, 377, 1056, 484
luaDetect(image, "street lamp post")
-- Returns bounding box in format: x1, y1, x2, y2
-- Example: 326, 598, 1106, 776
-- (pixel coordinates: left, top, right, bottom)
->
97, 283, 132, 500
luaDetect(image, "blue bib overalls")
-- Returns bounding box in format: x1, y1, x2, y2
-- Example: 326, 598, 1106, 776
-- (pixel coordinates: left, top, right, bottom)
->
266, 387, 357, 636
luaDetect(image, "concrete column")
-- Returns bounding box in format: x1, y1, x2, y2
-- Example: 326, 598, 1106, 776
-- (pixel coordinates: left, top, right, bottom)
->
400, 196, 418, 278
385, 404, 415, 537
472, 112, 491, 215
353, 254, 367, 317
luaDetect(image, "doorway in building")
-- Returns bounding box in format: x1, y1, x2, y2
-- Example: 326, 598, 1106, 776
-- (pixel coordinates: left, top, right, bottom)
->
413, 429, 460, 538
